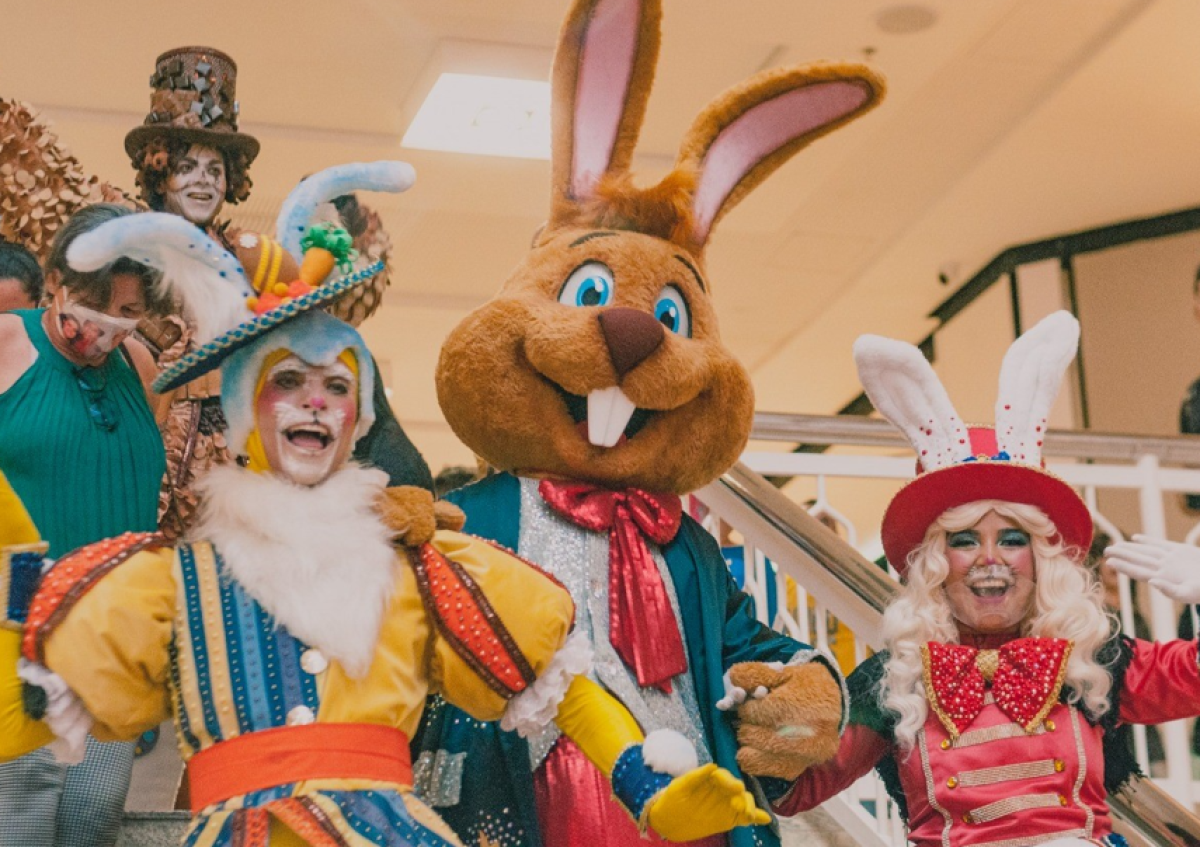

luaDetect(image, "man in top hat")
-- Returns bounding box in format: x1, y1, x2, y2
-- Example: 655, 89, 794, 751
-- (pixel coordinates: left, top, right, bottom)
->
120, 47, 433, 540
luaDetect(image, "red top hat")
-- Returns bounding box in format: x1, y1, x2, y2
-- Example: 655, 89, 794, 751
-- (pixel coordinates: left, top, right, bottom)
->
854, 311, 1092, 577
880, 426, 1093, 576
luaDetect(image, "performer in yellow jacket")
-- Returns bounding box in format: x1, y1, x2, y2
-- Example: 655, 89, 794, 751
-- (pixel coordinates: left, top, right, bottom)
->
0, 204, 770, 846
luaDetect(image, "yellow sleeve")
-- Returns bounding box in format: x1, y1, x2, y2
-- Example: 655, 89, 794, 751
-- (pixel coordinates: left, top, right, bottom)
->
0, 470, 40, 548
42, 549, 176, 741
422, 530, 575, 722
0, 628, 54, 759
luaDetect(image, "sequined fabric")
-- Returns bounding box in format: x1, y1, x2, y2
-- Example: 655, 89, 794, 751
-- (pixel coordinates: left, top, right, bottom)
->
538, 480, 686, 691
922, 638, 1072, 739
534, 737, 723, 847
412, 749, 466, 808
517, 478, 711, 771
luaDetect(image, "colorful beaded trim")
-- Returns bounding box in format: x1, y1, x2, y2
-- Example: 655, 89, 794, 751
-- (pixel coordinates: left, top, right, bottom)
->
152, 261, 383, 393
22, 532, 163, 663
1, 542, 48, 628
268, 797, 349, 847
407, 543, 538, 700
612, 743, 671, 825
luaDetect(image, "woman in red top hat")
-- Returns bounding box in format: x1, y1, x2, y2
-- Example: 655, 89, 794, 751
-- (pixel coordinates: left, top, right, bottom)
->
769, 311, 1200, 847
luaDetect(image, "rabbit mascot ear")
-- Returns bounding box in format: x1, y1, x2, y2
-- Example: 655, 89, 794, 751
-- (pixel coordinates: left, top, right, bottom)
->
546, 0, 885, 258
420, 2, 889, 846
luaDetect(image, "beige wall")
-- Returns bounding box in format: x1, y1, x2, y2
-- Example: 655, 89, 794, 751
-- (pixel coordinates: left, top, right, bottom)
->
1074, 230, 1200, 540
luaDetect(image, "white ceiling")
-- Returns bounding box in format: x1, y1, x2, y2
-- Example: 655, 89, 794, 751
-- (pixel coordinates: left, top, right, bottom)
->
3, 0, 1197, 474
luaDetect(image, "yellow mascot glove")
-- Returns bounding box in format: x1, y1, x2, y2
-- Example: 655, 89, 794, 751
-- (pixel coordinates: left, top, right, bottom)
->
553, 675, 770, 839
644, 763, 771, 840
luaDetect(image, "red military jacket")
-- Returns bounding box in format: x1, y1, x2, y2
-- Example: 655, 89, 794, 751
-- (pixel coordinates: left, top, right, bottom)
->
778, 635, 1200, 847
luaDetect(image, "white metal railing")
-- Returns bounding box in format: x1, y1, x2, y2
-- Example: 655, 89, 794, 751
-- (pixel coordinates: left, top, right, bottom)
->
693, 414, 1200, 847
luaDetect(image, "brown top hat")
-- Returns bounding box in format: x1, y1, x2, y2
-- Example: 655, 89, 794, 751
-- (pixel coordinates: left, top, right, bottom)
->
124, 46, 260, 164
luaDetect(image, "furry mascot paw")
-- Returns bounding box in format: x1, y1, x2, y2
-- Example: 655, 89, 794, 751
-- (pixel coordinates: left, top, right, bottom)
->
378, 486, 468, 547
433, 499, 467, 533
729, 661, 842, 780
377, 486, 437, 546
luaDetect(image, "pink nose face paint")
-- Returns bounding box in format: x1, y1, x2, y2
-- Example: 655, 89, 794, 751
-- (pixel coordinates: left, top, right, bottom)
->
255, 354, 358, 486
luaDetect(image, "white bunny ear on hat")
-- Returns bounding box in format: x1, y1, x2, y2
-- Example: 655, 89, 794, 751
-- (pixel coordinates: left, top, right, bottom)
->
853, 334, 971, 470
995, 310, 1079, 464
275, 161, 416, 261
66, 211, 252, 345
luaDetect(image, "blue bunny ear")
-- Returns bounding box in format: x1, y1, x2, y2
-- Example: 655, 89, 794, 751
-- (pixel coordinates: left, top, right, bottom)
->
66, 211, 253, 344
275, 161, 416, 260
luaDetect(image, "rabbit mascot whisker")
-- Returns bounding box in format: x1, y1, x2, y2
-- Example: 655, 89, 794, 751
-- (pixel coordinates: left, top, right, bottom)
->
414, 1, 885, 845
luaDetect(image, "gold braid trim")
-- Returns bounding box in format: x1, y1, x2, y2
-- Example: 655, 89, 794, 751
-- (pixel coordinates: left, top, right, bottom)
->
1023, 639, 1073, 734
921, 643, 962, 742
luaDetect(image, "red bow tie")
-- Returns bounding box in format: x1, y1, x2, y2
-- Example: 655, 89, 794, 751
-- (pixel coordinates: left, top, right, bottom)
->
539, 480, 687, 692
922, 638, 1073, 741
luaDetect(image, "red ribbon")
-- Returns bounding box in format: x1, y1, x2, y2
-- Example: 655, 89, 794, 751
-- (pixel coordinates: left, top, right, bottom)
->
922, 637, 1072, 739
539, 480, 686, 692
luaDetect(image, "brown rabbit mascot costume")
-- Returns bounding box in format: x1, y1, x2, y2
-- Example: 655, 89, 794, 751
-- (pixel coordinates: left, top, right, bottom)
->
415, 1, 884, 845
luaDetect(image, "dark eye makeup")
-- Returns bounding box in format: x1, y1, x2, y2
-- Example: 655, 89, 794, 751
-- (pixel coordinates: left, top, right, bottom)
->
998, 528, 1030, 547
947, 530, 979, 548
273, 371, 303, 390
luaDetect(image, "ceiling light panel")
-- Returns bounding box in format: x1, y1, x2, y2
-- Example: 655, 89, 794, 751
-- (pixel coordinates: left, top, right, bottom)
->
402, 72, 551, 159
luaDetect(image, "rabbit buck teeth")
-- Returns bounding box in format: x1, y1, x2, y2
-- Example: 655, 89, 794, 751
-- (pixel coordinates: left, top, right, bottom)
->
587, 386, 638, 448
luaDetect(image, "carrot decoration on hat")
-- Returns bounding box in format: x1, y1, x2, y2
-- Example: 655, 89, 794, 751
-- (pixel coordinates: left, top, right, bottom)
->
245, 224, 357, 316
62, 161, 415, 393
300, 223, 357, 282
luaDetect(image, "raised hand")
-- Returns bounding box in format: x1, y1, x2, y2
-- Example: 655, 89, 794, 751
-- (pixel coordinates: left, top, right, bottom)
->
645, 762, 770, 841
1106, 535, 1200, 604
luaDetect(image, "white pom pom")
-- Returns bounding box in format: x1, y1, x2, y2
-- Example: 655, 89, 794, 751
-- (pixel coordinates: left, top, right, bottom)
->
642, 729, 699, 776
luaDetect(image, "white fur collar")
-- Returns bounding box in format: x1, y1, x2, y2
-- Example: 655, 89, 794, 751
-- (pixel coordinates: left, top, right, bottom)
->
191, 463, 396, 678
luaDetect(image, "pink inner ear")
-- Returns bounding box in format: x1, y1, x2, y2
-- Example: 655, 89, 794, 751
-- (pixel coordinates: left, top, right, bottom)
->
691, 80, 870, 242
571, 0, 641, 199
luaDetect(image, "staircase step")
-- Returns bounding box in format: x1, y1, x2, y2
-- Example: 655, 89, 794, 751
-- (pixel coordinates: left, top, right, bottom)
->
113, 807, 854, 846
115, 812, 189, 846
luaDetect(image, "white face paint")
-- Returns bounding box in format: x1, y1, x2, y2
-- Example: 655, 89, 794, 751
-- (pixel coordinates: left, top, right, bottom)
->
162, 144, 227, 226
255, 354, 358, 487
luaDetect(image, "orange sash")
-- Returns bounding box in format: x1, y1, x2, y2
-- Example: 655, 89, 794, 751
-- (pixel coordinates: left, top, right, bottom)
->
187, 723, 412, 812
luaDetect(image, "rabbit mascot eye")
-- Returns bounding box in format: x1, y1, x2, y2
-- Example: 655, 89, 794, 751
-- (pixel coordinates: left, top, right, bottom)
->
418, 1, 885, 845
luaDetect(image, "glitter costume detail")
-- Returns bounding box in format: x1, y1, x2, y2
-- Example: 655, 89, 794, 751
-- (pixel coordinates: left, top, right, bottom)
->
922, 639, 1072, 741
517, 478, 712, 771
22, 532, 163, 664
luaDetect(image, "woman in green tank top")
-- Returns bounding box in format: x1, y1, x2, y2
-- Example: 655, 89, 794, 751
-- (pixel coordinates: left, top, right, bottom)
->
0, 204, 171, 847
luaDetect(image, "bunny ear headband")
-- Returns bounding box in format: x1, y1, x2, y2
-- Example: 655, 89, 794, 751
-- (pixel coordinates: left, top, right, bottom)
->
65, 161, 414, 394
853, 311, 1092, 573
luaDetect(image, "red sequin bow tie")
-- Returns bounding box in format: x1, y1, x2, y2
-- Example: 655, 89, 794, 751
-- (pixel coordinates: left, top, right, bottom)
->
539, 480, 687, 692
921, 638, 1073, 741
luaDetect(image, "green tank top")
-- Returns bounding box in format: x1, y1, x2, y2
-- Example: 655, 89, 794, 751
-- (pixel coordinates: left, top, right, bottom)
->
0, 310, 165, 558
